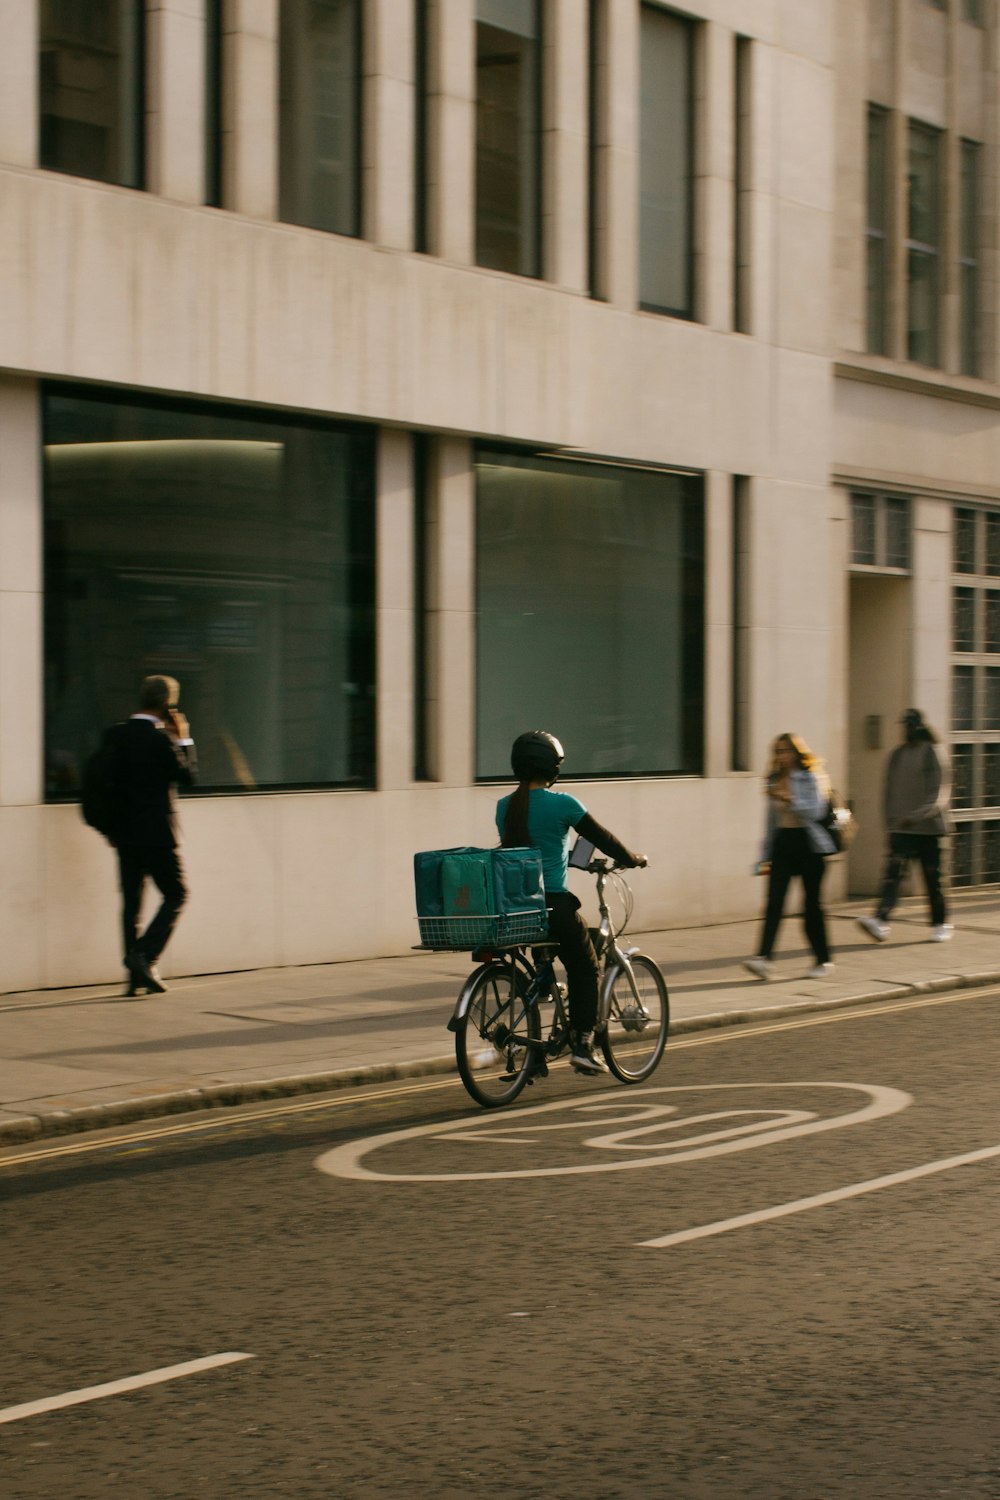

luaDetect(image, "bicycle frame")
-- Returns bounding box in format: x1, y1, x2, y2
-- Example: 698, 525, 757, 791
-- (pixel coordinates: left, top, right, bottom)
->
450, 859, 669, 1105
448, 859, 645, 1044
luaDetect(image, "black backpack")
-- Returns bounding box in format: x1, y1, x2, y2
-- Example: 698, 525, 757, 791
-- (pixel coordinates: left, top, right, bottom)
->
80, 732, 121, 844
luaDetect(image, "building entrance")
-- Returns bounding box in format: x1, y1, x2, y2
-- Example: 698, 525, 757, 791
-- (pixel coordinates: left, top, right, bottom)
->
847, 573, 911, 896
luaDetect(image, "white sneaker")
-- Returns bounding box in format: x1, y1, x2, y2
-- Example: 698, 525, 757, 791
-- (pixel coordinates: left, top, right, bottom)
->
931, 924, 953, 942
857, 916, 889, 942
808, 963, 834, 979
744, 957, 773, 980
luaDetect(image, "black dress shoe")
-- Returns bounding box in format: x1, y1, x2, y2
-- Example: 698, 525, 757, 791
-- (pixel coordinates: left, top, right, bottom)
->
126, 950, 168, 995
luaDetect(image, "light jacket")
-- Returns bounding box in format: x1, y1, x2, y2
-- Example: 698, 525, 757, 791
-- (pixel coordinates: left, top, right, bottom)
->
760, 768, 837, 860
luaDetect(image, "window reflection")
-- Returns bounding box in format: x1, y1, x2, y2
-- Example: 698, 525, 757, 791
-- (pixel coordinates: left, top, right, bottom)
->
39, 0, 144, 188
475, 0, 541, 277
475, 450, 704, 779
639, 4, 695, 316
43, 387, 376, 798
279, 0, 361, 236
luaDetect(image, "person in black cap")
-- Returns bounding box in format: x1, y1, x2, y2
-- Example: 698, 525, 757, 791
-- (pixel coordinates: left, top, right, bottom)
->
857, 709, 952, 943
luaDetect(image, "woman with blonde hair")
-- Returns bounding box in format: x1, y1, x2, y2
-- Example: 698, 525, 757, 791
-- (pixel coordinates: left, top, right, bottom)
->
744, 732, 836, 980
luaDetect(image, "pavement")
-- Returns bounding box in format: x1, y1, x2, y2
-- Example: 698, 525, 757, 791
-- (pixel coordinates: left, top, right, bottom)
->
1, 891, 998, 1145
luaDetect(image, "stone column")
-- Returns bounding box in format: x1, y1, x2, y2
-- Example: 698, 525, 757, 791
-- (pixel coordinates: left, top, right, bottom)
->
376, 428, 415, 790
425, 0, 475, 264
543, 0, 588, 292
223, 0, 279, 219
425, 438, 475, 785
147, 0, 208, 203
363, 0, 416, 249
0, 0, 37, 167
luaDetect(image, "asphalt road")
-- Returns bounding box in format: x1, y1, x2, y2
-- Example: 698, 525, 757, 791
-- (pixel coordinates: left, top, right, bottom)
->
2, 990, 999, 1500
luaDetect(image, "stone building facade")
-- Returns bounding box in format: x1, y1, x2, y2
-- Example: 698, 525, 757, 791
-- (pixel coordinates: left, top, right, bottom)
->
0, 0, 995, 991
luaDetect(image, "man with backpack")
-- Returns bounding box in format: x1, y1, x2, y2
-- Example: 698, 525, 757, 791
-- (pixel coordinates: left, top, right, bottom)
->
87, 675, 197, 996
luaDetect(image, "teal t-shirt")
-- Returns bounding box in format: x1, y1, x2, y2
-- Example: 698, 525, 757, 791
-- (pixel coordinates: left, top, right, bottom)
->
495, 788, 587, 894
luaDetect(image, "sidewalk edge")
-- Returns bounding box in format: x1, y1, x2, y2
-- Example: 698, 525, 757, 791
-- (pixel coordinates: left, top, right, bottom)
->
3, 971, 997, 1146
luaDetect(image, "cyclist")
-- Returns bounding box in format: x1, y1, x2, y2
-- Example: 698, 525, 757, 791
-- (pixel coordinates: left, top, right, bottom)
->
497, 730, 647, 1076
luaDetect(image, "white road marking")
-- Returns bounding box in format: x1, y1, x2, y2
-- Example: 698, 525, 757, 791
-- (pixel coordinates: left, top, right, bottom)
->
0, 1352, 254, 1427
315, 1083, 912, 1182
639, 1143, 1000, 1248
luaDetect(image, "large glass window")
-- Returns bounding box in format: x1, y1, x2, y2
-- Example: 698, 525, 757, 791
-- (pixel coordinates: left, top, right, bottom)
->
475, 450, 704, 779
475, 0, 542, 277
43, 386, 376, 798
279, 0, 362, 237
906, 121, 942, 366
866, 106, 890, 355
39, 0, 144, 188
639, 5, 695, 317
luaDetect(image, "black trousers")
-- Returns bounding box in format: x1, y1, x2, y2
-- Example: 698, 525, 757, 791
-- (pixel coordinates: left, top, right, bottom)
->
547, 890, 600, 1035
877, 832, 946, 927
758, 828, 830, 965
117, 844, 188, 965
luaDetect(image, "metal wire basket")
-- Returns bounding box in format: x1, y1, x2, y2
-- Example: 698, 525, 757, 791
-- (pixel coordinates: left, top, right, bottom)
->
417, 909, 549, 950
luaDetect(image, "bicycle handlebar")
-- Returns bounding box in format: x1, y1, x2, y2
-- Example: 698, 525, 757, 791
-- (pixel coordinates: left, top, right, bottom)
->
586, 857, 648, 874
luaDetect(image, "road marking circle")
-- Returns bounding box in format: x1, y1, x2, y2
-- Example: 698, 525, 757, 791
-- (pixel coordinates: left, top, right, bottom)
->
314, 1082, 912, 1183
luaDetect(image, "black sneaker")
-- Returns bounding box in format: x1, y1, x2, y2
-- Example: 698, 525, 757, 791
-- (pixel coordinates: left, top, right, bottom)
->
569, 1033, 607, 1076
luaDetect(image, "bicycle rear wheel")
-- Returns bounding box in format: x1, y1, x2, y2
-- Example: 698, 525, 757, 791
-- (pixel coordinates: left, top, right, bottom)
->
456, 963, 541, 1108
599, 953, 669, 1083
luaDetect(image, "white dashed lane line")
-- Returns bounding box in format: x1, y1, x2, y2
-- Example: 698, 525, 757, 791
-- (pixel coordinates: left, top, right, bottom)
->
638, 1143, 1000, 1248
0, 1352, 255, 1427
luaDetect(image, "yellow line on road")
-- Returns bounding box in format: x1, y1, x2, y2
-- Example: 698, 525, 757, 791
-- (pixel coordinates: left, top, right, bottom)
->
0, 985, 995, 1168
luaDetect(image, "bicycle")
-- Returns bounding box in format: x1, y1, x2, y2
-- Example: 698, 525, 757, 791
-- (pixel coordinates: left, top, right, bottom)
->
443, 858, 669, 1108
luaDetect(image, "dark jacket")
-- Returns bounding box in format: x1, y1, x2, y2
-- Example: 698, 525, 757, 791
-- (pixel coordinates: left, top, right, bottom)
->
106, 717, 197, 848
884, 740, 950, 836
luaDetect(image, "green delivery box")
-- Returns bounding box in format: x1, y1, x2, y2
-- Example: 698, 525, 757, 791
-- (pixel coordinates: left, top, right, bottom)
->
414, 847, 548, 948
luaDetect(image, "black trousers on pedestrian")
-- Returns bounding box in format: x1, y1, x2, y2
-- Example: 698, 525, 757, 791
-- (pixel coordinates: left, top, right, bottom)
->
876, 832, 946, 927
758, 828, 830, 964
547, 890, 600, 1035
117, 844, 188, 965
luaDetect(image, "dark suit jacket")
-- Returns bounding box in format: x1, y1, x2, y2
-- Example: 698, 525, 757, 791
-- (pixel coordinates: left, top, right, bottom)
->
105, 717, 197, 849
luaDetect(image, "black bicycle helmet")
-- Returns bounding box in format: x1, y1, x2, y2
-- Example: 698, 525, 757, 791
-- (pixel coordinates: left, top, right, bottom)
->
511, 730, 565, 783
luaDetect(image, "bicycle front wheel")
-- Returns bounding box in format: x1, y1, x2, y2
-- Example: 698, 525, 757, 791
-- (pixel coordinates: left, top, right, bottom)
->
600, 953, 669, 1083
455, 963, 541, 1108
